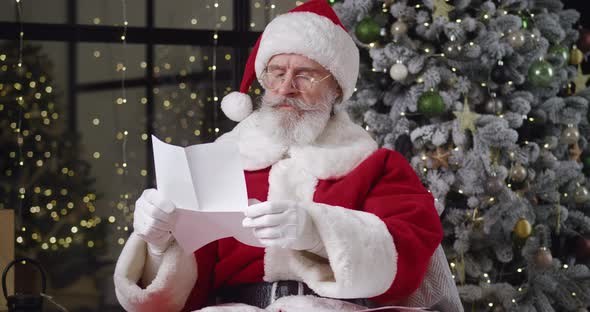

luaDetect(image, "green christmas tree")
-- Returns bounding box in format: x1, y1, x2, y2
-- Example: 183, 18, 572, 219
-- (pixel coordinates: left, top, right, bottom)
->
334, 0, 590, 310
0, 42, 106, 288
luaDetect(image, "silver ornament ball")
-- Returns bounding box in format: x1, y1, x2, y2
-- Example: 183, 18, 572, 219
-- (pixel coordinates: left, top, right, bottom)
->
508, 30, 526, 48
443, 42, 461, 58
575, 186, 590, 204
535, 247, 553, 269
561, 127, 580, 145
510, 164, 527, 182
484, 98, 504, 115
389, 63, 408, 81
486, 177, 505, 194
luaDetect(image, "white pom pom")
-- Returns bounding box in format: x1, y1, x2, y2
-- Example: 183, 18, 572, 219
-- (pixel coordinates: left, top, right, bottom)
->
221, 91, 253, 122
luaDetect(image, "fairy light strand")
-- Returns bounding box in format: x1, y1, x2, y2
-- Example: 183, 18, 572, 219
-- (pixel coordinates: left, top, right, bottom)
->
121, 0, 128, 173
121, 0, 128, 111
212, 1, 219, 135
16, 0, 23, 68
15, 0, 25, 229
116, 0, 130, 225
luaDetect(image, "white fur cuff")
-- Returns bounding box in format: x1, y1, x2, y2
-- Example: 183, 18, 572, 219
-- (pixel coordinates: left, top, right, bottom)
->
264, 203, 396, 299
114, 232, 198, 312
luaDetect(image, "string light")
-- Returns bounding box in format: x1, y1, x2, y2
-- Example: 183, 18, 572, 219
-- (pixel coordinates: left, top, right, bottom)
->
114, 0, 131, 220
13, 0, 26, 229
211, 0, 220, 135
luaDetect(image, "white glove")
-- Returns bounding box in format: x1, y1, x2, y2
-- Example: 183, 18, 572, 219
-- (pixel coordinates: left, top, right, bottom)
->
133, 188, 177, 254
242, 200, 323, 253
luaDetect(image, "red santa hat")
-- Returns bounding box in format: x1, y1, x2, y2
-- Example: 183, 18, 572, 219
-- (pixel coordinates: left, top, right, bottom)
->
220, 0, 359, 122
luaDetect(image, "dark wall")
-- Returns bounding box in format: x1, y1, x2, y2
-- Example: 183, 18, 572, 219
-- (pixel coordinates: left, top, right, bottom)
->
563, 1, 590, 28
563, 1, 590, 72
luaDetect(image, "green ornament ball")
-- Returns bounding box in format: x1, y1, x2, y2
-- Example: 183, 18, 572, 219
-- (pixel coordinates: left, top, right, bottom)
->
521, 15, 530, 29
328, 0, 342, 6
418, 91, 446, 117
528, 60, 554, 87
584, 155, 590, 173
548, 45, 569, 65
355, 17, 381, 44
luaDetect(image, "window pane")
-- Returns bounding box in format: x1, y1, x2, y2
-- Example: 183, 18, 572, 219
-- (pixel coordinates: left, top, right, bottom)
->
0, 39, 114, 309
77, 0, 146, 27
0, 0, 67, 23
76, 87, 147, 250
77, 43, 145, 84
155, 0, 233, 30
77, 88, 148, 216
249, 0, 299, 31
153, 45, 234, 143
0, 40, 71, 122
76, 87, 148, 307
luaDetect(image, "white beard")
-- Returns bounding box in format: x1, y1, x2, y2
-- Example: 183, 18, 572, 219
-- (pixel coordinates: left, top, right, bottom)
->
257, 90, 338, 146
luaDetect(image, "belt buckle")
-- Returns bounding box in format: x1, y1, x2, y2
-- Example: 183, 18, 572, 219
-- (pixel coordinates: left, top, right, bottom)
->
270, 281, 305, 304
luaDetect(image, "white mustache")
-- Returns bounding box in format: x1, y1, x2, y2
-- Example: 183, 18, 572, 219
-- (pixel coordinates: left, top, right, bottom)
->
261, 95, 326, 112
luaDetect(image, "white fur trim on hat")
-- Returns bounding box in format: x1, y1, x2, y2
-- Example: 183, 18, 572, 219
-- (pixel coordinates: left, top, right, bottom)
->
255, 12, 359, 102
221, 91, 254, 122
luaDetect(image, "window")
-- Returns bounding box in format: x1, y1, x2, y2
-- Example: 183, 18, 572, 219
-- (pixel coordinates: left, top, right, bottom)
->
0, 1, 302, 309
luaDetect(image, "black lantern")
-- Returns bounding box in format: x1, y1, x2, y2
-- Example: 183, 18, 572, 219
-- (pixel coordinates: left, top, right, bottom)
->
2, 257, 46, 312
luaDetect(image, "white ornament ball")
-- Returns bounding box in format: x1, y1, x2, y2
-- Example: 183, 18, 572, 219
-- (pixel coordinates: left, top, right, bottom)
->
389, 63, 408, 81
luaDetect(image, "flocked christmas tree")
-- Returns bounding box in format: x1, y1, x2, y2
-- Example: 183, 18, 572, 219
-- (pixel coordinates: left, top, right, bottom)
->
0, 42, 107, 288
332, 0, 590, 310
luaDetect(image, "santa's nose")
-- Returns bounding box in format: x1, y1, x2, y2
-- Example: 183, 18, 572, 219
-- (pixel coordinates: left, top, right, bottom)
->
275, 76, 298, 97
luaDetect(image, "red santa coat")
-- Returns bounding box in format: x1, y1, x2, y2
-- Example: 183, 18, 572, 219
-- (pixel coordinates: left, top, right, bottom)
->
113, 111, 446, 312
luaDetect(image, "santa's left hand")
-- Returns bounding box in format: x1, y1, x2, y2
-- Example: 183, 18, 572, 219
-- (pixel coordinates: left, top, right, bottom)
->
242, 200, 322, 252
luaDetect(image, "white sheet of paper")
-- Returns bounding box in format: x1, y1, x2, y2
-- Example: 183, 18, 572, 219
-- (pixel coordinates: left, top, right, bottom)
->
151, 135, 264, 252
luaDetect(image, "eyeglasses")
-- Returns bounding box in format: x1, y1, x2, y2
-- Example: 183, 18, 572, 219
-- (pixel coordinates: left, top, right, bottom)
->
260, 69, 332, 93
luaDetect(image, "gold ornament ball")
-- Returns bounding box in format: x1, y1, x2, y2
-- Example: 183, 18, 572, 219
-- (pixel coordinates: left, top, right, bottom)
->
390, 20, 408, 36
510, 164, 527, 182
514, 218, 532, 238
570, 47, 584, 65
535, 247, 553, 269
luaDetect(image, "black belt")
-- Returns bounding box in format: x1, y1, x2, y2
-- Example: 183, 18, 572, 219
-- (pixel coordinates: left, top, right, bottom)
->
216, 281, 375, 308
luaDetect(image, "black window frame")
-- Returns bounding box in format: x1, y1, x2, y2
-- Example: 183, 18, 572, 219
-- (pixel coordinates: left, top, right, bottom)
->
0, 0, 260, 184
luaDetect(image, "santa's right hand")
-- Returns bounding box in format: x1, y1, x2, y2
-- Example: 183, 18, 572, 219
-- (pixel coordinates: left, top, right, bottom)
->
133, 188, 177, 254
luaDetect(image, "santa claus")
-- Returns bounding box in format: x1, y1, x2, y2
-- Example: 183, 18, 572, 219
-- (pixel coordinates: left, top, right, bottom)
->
113, 0, 462, 311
